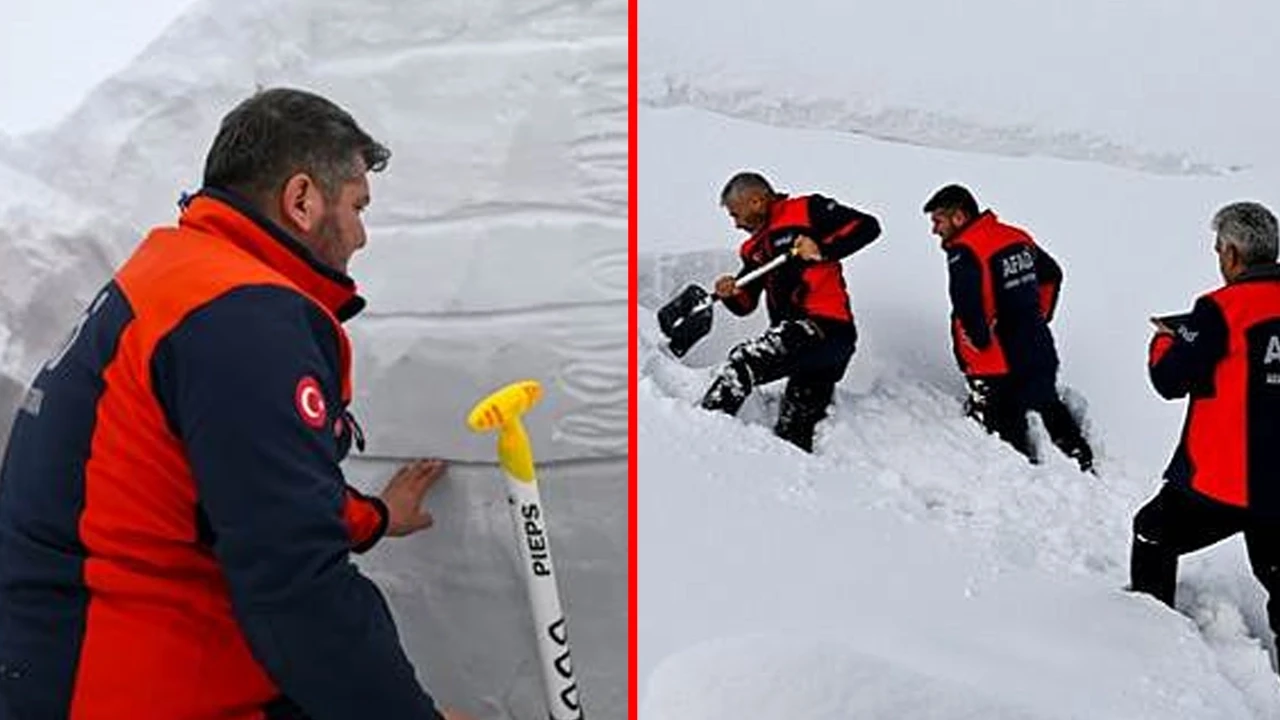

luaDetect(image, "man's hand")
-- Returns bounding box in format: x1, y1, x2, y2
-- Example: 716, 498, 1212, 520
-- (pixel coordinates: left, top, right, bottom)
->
380, 458, 447, 537
439, 707, 479, 720
713, 274, 739, 298
792, 234, 822, 261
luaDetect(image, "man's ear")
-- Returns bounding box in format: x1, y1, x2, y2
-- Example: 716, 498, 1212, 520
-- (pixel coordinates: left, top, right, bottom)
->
1229, 245, 1246, 274
279, 172, 322, 233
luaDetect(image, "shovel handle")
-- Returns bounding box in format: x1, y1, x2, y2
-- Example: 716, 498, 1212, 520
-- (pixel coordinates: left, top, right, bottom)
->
664, 248, 795, 342
733, 250, 792, 289
698, 251, 792, 313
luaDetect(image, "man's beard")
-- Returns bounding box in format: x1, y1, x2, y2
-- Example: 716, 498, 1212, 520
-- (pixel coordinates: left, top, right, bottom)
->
310, 210, 346, 273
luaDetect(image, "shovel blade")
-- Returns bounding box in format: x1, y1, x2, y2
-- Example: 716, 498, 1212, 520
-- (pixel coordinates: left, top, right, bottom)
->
657, 284, 709, 334
657, 284, 715, 357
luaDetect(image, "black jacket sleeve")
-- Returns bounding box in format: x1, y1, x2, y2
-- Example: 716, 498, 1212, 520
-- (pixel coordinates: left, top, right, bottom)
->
1148, 296, 1228, 400
721, 257, 764, 316
806, 194, 881, 262
1034, 245, 1063, 287
151, 285, 442, 720
946, 245, 990, 349
1033, 245, 1063, 321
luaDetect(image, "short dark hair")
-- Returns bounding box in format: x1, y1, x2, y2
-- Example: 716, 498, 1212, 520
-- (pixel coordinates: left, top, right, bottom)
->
202, 87, 390, 204
923, 184, 979, 218
721, 171, 775, 204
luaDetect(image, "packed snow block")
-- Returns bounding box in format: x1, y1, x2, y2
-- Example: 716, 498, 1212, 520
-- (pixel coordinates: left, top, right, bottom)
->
354, 220, 626, 314
312, 37, 627, 462
346, 304, 625, 461
0, 164, 126, 454
303, 41, 627, 224
26, 0, 627, 233
344, 457, 626, 720
348, 217, 625, 462
293, 0, 626, 52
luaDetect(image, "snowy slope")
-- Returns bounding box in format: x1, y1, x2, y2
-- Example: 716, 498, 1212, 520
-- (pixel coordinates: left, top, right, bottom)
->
639, 355, 1275, 718
640, 292, 1280, 716
639, 1, 1280, 716
639, 0, 1280, 174
0, 1, 627, 718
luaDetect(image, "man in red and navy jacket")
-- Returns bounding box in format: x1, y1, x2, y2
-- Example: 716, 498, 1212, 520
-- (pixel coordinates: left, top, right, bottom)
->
1131, 201, 1280, 651
0, 89, 473, 720
699, 172, 881, 453
923, 184, 1093, 473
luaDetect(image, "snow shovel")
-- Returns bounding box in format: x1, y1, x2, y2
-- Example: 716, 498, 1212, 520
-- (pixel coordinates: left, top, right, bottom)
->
467, 380, 585, 720
656, 251, 791, 357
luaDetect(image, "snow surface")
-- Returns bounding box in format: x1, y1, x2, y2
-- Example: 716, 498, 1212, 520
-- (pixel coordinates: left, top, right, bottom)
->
638, 0, 1280, 175
0, 1, 626, 718
640, 1, 1280, 717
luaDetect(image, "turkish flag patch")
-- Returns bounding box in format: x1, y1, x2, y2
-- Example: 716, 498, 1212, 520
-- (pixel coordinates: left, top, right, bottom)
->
295, 376, 327, 429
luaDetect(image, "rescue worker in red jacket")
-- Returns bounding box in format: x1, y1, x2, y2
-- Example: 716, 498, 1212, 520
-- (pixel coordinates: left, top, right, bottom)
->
700, 172, 881, 452
0, 88, 474, 720
1131, 201, 1280, 651
923, 184, 1094, 473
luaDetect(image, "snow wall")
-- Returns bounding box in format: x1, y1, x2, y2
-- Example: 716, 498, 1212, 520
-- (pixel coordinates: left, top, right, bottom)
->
0, 0, 628, 718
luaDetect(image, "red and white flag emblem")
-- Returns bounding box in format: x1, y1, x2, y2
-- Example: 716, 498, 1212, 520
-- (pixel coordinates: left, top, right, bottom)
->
295, 376, 327, 428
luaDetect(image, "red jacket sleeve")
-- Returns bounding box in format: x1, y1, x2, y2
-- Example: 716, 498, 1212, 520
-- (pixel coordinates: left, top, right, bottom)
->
343, 488, 389, 553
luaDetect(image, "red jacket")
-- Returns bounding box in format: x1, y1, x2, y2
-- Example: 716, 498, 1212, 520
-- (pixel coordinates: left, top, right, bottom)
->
0, 188, 440, 719
1149, 264, 1280, 514
943, 211, 1062, 379
723, 194, 880, 326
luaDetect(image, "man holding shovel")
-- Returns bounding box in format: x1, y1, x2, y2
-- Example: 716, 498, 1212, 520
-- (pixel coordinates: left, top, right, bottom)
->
697, 171, 881, 452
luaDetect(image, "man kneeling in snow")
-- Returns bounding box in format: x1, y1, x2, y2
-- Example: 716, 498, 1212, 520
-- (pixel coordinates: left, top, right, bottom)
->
0, 88, 473, 720
699, 172, 881, 453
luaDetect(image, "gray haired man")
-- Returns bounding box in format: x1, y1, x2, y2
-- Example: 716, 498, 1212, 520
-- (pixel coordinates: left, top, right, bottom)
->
1132, 201, 1280, 663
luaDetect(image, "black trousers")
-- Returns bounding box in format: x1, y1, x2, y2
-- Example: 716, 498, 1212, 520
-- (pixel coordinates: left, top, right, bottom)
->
1131, 483, 1280, 643
700, 318, 856, 452
969, 373, 1094, 472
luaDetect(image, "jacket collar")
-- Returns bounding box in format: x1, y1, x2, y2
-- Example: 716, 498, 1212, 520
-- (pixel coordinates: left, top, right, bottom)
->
178, 187, 366, 321
1232, 263, 1280, 284
764, 193, 793, 225
942, 209, 996, 249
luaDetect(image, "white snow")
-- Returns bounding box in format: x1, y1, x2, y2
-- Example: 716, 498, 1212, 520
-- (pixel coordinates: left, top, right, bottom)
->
0, 162, 129, 450
640, 1, 1280, 717
0, 0, 626, 718
639, 0, 1280, 174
